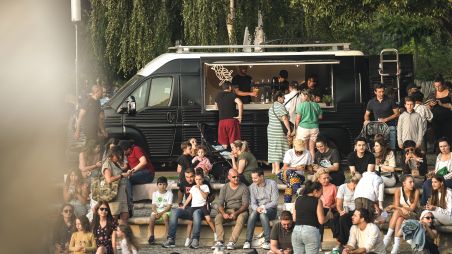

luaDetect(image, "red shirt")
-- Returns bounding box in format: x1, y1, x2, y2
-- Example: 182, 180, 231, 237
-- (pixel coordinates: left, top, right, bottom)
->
127, 145, 155, 174
321, 183, 337, 208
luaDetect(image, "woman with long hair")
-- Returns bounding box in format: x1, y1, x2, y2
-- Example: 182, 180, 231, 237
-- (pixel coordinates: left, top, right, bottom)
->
373, 136, 396, 187
53, 203, 76, 254
425, 175, 452, 225
383, 174, 420, 253
63, 170, 89, 216
268, 91, 291, 174
92, 201, 117, 254
291, 180, 327, 254
102, 138, 119, 161
69, 215, 96, 253
426, 74, 452, 142
102, 146, 129, 223
421, 137, 452, 205
293, 89, 323, 161
79, 140, 102, 178
230, 140, 258, 186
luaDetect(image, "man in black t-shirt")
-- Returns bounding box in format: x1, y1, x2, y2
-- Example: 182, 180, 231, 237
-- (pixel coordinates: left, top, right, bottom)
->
74, 85, 105, 141
347, 137, 376, 176
314, 137, 345, 186
273, 70, 289, 93
231, 66, 256, 104
364, 83, 400, 150
269, 210, 294, 254
299, 74, 326, 103
176, 141, 193, 183
215, 81, 243, 149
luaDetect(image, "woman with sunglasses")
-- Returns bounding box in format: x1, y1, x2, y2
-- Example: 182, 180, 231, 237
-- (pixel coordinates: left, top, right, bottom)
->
425, 175, 452, 226
92, 201, 118, 254
53, 203, 76, 254
383, 174, 420, 253
401, 140, 427, 188
421, 137, 452, 205
418, 210, 440, 254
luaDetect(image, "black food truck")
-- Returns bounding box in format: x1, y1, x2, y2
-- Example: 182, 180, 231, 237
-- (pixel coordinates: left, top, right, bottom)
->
103, 43, 413, 169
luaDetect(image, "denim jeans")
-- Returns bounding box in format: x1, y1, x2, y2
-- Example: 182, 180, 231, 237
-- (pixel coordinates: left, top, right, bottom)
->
388, 125, 396, 150
167, 207, 203, 240
292, 225, 321, 254
245, 207, 277, 242
126, 169, 154, 203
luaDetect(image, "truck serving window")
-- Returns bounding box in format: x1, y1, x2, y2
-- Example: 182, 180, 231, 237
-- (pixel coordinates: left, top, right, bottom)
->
203, 61, 338, 110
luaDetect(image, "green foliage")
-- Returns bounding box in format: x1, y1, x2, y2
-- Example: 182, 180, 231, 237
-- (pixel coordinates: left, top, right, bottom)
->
86, 0, 451, 81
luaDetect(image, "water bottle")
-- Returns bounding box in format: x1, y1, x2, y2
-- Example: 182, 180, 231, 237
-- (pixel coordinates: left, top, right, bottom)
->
260, 91, 265, 104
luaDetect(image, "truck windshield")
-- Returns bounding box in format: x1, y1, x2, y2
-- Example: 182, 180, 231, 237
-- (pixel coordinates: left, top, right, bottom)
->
106, 75, 143, 108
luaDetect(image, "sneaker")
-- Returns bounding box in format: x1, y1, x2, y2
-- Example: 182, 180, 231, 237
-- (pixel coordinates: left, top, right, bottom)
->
148, 235, 155, 245
161, 238, 175, 248
262, 242, 270, 250
211, 241, 224, 250
243, 241, 251, 249
383, 235, 391, 247
184, 238, 192, 247
226, 241, 236, 250
189, 238, 199, 249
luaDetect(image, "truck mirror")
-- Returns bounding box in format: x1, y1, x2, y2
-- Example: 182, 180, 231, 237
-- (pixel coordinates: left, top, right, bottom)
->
116, 96, 137, 115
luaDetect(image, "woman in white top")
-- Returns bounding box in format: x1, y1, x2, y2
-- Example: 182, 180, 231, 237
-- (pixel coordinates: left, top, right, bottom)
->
422, 137, 452, 205
373, 135, 396, 187
332, 175, 360, 245
383, 175, 420, 254
425, 175, 452, 226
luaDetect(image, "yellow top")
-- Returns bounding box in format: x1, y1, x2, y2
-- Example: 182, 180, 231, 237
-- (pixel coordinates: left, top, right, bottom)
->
68, 231, 97, 254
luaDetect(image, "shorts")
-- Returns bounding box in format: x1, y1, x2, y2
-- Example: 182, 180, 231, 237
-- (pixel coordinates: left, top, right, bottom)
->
189, 206, 211, 218
296, 126, 319, 142
218, 119, 241, 145
151, 211, 171, 223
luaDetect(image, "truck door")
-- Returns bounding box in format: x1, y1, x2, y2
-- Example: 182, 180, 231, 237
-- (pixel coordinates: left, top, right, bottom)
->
123, 76, 177, 166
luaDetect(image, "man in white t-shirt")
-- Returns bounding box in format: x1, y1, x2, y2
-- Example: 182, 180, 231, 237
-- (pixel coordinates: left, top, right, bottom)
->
148, 176, 173, 245
344, 208, 386, 254
353, 163, 384, 218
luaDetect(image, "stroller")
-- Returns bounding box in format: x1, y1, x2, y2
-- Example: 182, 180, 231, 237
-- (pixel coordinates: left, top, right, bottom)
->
196, 122, 232, 183
357, 121, 390, 149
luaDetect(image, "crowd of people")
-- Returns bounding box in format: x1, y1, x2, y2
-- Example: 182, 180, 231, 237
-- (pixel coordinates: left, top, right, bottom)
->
53, 74, 452, 254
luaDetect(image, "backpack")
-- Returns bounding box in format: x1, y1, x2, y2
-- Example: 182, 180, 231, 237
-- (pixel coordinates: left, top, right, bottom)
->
91, 160, 120, 202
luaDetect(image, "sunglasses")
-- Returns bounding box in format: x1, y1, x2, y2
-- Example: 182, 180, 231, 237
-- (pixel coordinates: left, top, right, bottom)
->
63, 209, 73, 213
423, 216, 433, 220
99, 207, 109, 212
230, 175, 238, 179
405, 148, 415, 152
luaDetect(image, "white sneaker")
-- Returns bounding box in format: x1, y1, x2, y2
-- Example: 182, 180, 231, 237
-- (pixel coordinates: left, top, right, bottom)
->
226, 242, 235, 250
184, 238, 192, 247
261, 242, 270, 250
243, 241, 251, 249
211, 241, 224, 250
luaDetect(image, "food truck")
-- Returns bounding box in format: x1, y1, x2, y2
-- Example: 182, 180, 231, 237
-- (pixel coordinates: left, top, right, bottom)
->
103, 43, 413, 169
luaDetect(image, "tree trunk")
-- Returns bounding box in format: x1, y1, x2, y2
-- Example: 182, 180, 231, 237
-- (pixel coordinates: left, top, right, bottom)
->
226, 0, 236, 48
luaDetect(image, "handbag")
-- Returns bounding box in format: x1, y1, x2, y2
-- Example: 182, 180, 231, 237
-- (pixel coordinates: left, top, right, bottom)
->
436, 166, 449, 177
271, 104, 293, 136
91, 160, 120, 202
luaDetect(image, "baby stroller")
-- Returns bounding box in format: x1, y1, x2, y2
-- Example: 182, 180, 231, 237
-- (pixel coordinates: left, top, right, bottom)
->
196, 122, 232, 183
357, 121, 390, 149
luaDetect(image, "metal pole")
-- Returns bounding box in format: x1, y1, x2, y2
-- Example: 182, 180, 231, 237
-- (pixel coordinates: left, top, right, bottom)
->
75, 23, 79, 109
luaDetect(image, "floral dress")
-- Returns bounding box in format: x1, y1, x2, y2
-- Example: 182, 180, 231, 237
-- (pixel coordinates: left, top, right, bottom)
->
94, 220, 117, 254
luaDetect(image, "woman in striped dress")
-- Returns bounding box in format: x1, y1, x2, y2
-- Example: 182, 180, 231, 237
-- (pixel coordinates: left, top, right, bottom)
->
268, 91, 291, 174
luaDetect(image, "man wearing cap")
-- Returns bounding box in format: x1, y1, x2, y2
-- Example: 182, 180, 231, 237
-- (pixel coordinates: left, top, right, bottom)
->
232, 66, 257, 104
280, 139, 313, 202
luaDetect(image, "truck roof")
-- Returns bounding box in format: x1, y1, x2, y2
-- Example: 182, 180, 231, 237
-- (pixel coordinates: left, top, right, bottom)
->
137, 50, 364, 77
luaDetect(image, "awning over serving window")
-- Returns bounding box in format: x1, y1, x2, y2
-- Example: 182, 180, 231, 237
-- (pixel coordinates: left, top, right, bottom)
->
203, 60, 340, 66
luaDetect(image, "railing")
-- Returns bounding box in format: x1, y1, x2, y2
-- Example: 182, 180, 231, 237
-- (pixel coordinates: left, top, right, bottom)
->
168, 43, 351, 53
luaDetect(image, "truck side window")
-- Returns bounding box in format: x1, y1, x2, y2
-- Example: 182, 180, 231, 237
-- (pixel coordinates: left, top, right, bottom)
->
148, 77, 172, 107
130, 80, 150, 111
